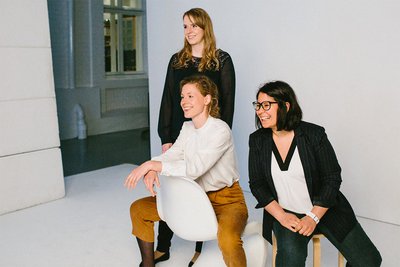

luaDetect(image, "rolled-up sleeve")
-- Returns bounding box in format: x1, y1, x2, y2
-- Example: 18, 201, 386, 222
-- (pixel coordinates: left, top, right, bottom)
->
152, 124, 186, 176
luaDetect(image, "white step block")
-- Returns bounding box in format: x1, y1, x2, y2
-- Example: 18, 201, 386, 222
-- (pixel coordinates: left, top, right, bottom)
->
0, 0, 50, 47
0, 148, 65, 215
0, 98, 60, 157
0, 48, 55, 101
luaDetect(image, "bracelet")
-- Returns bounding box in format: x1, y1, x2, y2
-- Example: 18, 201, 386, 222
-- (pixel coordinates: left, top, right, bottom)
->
306, 211, 320, 224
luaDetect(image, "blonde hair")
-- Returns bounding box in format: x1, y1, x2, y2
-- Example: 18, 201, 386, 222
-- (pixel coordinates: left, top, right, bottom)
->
180, 75, 220, 118
173, 8, 220, 72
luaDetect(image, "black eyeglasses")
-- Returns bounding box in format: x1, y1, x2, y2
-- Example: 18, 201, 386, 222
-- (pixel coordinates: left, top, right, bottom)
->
252, 101, 278, 111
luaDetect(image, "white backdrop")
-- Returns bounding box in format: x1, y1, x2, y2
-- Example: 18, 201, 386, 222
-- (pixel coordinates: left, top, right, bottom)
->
147, 0, 400, 226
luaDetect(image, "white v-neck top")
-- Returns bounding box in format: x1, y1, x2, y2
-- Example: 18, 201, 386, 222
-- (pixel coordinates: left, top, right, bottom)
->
271, 147, 313, 213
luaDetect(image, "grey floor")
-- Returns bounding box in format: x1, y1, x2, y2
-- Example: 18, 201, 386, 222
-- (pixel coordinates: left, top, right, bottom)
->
60, 128, 151, 176
61, 128, 150, 176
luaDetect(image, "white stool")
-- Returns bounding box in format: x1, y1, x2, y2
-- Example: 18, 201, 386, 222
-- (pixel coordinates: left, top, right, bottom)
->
272, 233, 345, 267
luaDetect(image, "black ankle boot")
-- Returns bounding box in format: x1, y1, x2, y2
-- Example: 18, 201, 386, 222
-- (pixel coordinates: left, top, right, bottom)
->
140, 250, 169, 266
154, 251, 170, 264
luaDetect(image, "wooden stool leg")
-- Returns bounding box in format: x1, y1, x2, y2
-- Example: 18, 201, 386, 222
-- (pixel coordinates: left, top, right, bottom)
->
313, 236, 321, 267
272, 234, 277, 267
338, 252, 345, 267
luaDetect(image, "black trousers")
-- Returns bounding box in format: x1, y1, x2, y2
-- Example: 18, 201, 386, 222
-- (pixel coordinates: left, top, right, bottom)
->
157, 220, 203, 253
273, 220, 382, 267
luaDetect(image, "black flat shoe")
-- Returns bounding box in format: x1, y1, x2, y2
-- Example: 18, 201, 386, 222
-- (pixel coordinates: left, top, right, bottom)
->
154, 251, 170, 264
139, 251, 170, 266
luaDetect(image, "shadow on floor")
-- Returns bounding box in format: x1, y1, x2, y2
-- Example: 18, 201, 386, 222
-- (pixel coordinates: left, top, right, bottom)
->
60, 128, 150, 176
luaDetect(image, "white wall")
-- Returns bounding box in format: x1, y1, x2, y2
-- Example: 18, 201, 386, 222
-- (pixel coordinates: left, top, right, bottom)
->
0, 0, 65, 214
147, 0, 400, 265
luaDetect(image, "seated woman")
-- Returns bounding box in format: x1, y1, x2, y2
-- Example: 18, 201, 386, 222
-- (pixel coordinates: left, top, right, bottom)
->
248, 81, 382, 267
124, 75, 248, 267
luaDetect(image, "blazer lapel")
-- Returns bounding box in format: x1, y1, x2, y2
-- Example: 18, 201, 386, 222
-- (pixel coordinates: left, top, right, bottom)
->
262, 129, 278, 198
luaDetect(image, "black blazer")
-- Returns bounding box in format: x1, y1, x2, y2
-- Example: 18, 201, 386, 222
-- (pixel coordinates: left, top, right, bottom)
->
248, 121, 357, 244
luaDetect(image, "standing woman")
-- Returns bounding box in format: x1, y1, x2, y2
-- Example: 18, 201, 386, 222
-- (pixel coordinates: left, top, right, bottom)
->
157, 7, 236, 265
126, 75, 248, 267
248, 81, 381, 267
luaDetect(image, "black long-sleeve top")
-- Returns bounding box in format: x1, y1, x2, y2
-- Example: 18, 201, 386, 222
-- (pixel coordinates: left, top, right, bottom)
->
248, 121, 357, 244
158, 49, 235, 145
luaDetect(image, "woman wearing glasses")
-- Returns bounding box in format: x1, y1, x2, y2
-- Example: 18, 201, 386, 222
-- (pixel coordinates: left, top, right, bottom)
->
248, 81, 381, 267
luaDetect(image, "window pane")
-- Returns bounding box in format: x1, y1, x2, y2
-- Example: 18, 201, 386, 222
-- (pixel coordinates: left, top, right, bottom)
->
122, 0, 141, 9
104, 0, 116, 6
122, 15, 141, 72
104, 13, 119, 73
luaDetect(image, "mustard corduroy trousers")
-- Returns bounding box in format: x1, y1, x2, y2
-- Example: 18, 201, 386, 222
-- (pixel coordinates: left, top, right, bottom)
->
130, 181, 248, 267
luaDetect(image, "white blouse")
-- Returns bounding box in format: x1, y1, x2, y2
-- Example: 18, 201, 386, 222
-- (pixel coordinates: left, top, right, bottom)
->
152, 117, 239, 192
271, 147, 313, 214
